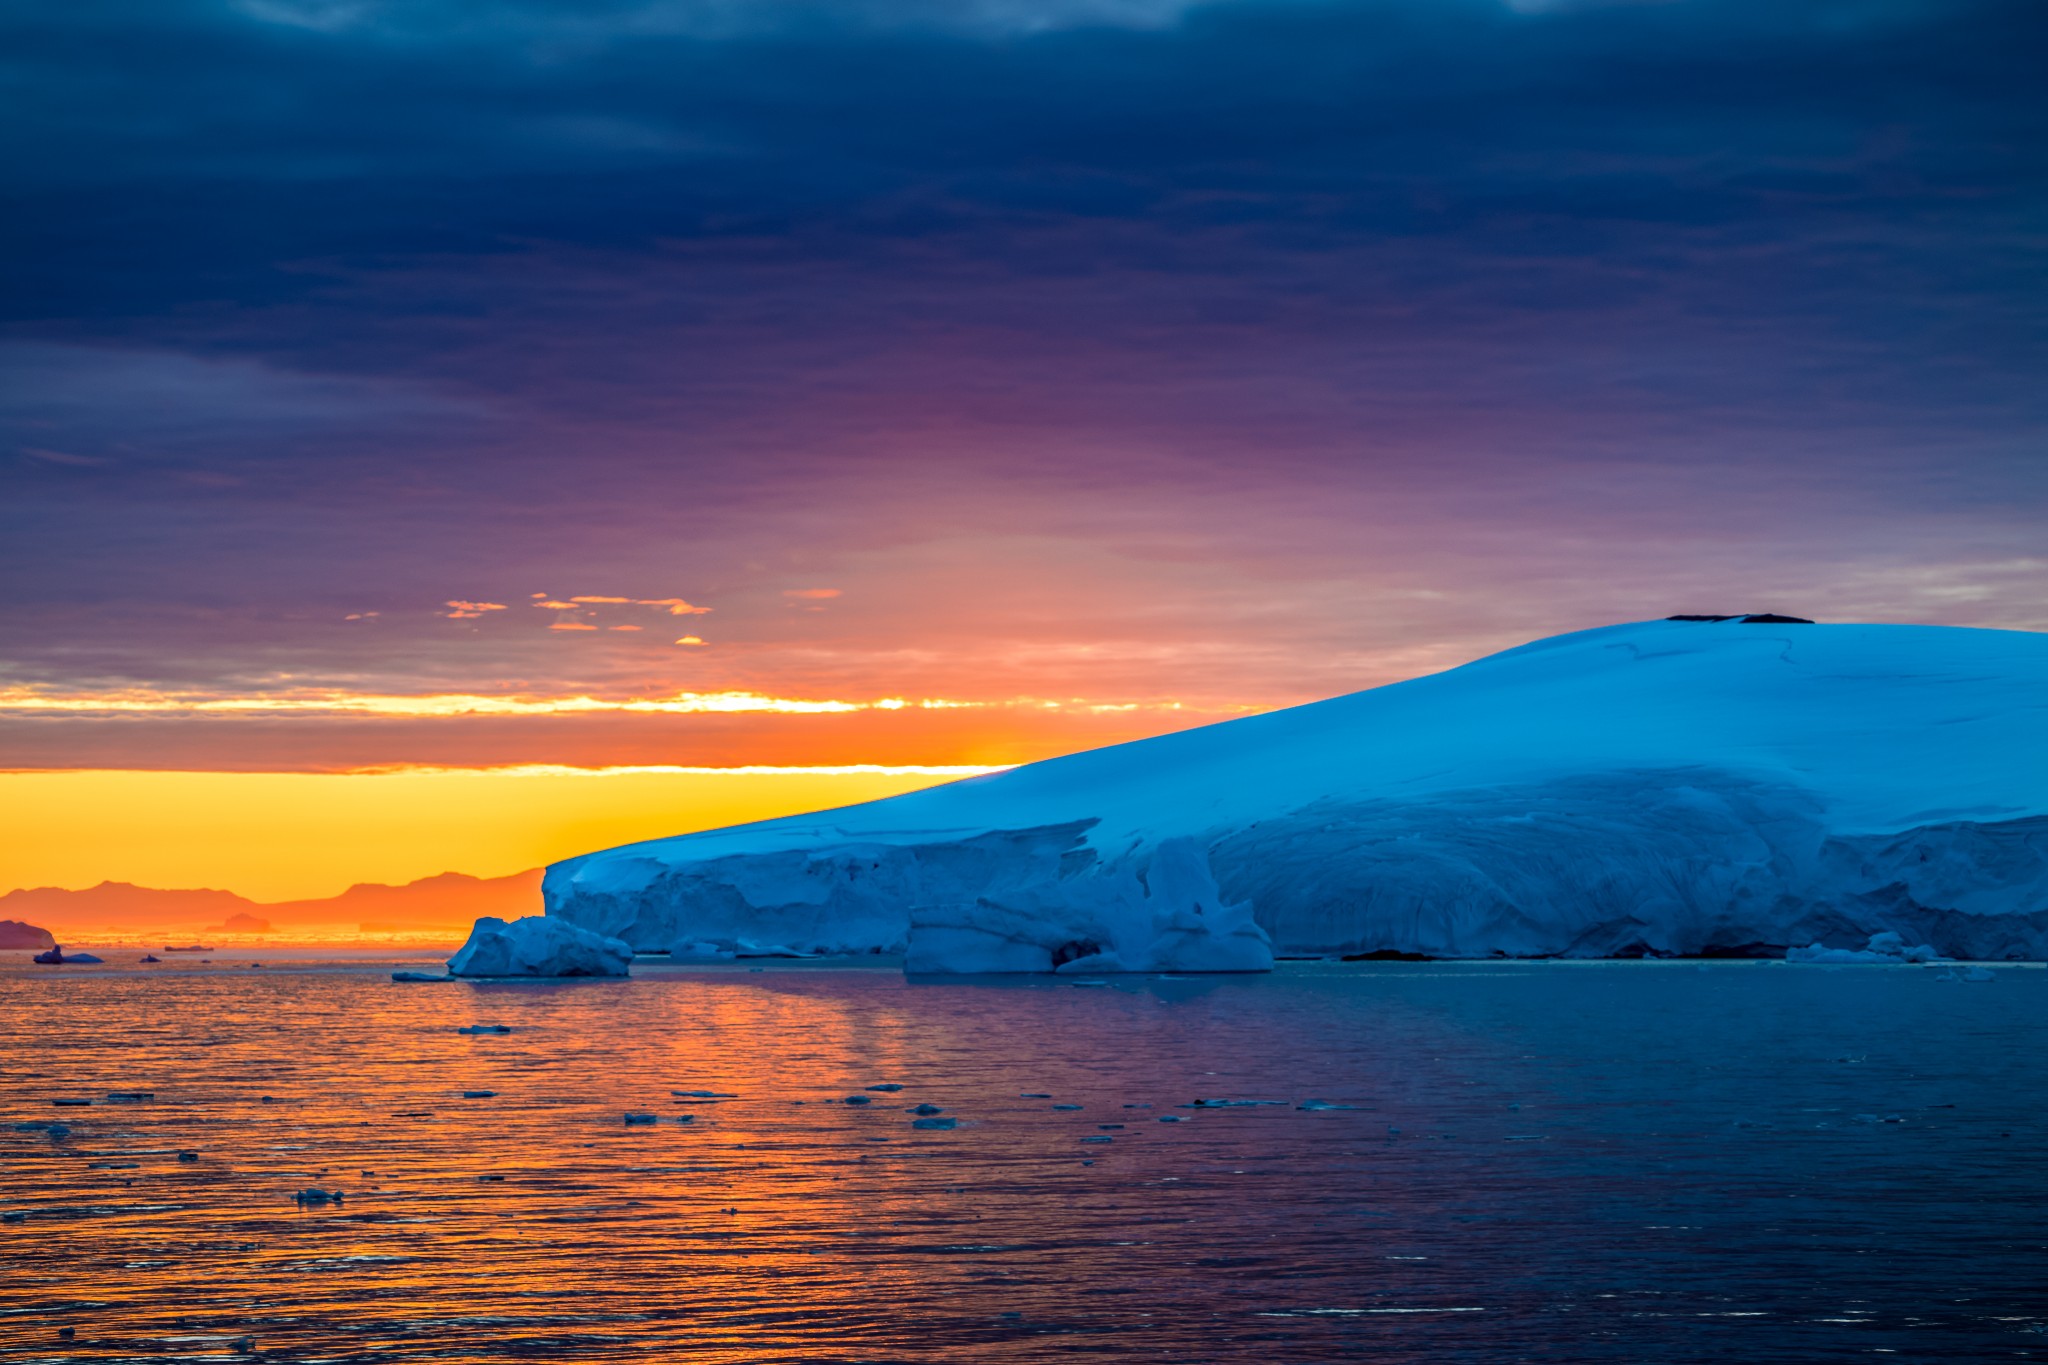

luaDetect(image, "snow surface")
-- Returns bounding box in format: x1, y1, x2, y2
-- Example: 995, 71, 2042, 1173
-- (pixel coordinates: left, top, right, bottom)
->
447, 915, 633, 978
544, 619, 2048, 965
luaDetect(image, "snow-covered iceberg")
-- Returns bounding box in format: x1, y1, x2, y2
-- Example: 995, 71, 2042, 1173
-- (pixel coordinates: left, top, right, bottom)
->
448, 915, 633, 978
544, 618, 2048, 965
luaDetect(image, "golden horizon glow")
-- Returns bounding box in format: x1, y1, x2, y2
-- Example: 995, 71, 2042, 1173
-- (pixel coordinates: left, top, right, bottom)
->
0, 766, 999, 901
0, 685, 1219, 719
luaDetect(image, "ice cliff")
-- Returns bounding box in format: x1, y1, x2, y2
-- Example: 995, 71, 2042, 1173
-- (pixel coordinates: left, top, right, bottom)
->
543, 618, 2048, 965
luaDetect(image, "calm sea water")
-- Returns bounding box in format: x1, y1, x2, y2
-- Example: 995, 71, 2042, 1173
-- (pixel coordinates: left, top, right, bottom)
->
2, 956, 2043, 1363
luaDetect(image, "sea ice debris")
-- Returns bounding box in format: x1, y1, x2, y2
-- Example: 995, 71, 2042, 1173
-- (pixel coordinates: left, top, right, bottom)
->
448, 916, 633, 978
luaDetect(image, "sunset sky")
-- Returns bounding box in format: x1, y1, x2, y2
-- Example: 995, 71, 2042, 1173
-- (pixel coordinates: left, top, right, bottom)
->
3, 0, 2044, 899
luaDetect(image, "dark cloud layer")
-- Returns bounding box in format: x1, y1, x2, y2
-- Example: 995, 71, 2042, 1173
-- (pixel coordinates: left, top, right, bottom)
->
2, 0, 2044, 764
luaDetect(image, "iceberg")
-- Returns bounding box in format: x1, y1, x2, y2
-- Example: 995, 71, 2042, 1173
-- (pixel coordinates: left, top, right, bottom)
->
447, 915, 632, 978
543, 618, 2048, 966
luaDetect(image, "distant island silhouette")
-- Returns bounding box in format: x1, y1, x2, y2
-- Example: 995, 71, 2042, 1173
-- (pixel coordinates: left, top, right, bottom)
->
0, 869, 541, 937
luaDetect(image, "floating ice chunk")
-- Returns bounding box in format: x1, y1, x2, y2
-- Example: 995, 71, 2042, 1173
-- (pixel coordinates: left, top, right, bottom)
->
1079, 1135, 1113, 1143
461, 1091, 496, 1099
1020, 1093, 1052, 1099
911, 1117, 958, 1130
672, 1090, 736, 1098
669, 940, 738, 961
843, 1095, 873, 1105
1786, 931, 1945, 965
1182, 1098, 1286, 1108
293, 1188, 342, 1205
1297, 1099, 1359, 1111
391, 970, 452, 983
457, 1024, 513, 1035
35, 946, 103, 964
622, 1112, 658, 1125
911, 1103, 944, 1115
448, 916, 632, 978
1052, 1103, 1083, 1111
867, 1083, 905, 1092
1158, 1115, 1185, 1122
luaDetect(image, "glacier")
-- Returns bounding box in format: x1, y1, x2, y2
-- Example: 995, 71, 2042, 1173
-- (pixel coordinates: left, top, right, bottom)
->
542, 618, 2048, 967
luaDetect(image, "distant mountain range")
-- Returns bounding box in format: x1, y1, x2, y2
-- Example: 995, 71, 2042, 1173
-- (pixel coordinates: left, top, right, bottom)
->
0, 869, 542, 934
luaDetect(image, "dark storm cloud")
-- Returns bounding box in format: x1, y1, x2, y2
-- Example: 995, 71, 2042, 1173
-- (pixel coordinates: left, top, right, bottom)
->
2, 0, 2044, 747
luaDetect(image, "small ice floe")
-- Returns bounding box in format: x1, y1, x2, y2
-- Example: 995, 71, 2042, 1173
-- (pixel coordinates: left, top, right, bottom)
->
461, 1091, 497, 1099
1158, 1115, 1186, 1122
671, 1090, 736, 1099
1097, 1123, 1125, 1130
457, 1024, 513, 1035
177, 1151, 199, 1162
52, 1098, 93, 1108
1935, 966, 1998, 982
1786, 932, 1943, 965
1181, 1098, 1286, 1109
139, 954, 161, 963
1020, 1093, 1052, 1099
911, 1103, 944, 1115
1052, 1103, 1083, 1111
34, 946, 103, 964
1122, 1103, 1153, 1109
1079, 1135, 1113, 1144
0, 1211, 23, 1223
105, 1091, 154, 1103
623, 1112, 659, 1125
293, 1188, 343, 1205
911, 1117, 958, 1130
1296, 1099, 1359, 1111
391, 970, 451, 983
843, 1095, 874, 1106
866, 1084, 905, 1092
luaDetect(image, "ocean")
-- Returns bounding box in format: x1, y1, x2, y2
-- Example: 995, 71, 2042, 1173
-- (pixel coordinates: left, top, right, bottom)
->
3, 956, 2042, 1362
